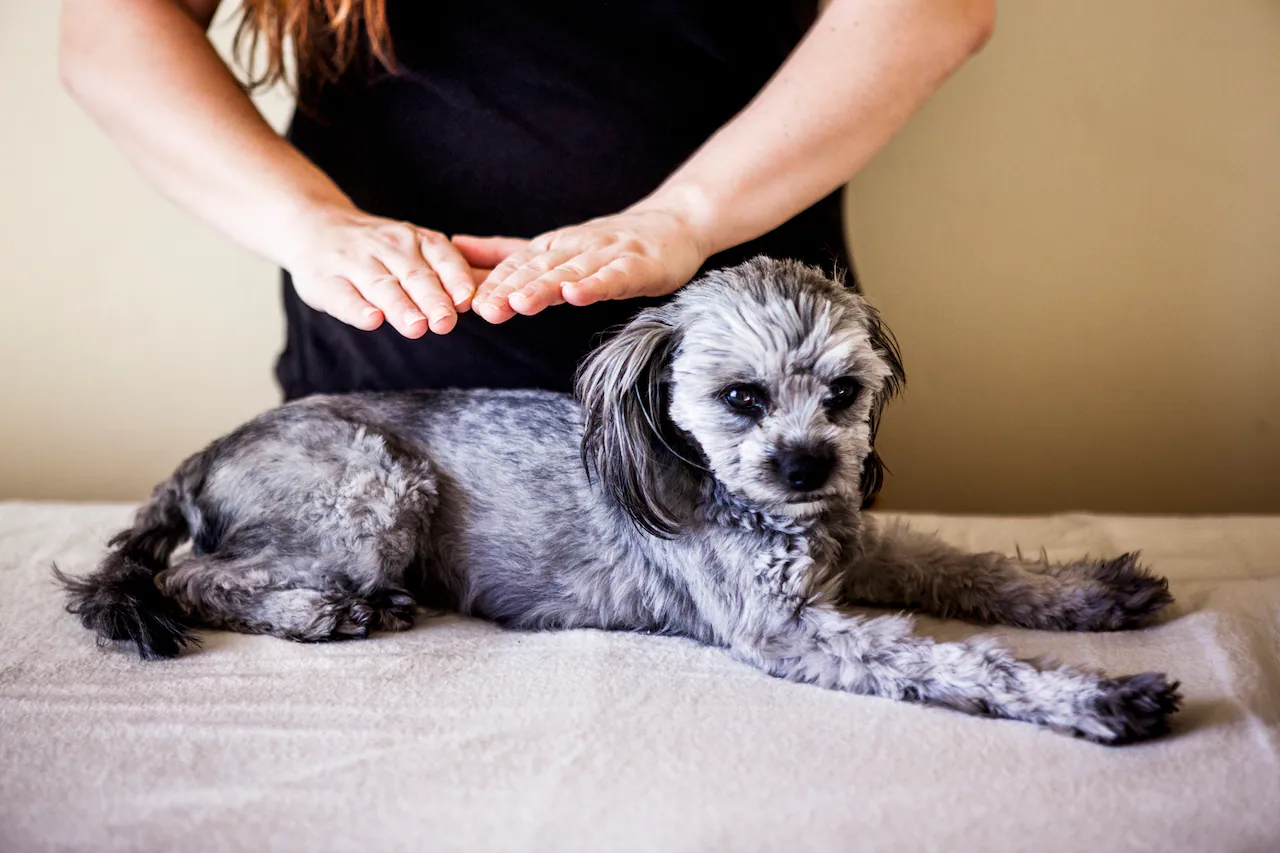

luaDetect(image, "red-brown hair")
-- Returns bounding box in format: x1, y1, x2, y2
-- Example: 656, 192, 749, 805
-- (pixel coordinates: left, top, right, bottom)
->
233, 0, 395, 91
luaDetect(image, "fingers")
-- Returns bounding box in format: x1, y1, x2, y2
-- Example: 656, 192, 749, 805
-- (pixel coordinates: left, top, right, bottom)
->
495, 251, 655, 316
293, 207, 704, 332
563, 255, 652, 307
348, 258, 430, 338
506, 248, 617, 316
393, 267, 458, 335
451, 234, 532, 269
473, 247, 577, 323
418, 231, 477, 312
375, 236, 463, 335
303, 276, 384, 330
289, 211, 514, 336
355, 226, 483, 336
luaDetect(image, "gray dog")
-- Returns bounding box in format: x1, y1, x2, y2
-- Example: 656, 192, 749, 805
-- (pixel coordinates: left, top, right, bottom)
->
58, 257, 1179, 744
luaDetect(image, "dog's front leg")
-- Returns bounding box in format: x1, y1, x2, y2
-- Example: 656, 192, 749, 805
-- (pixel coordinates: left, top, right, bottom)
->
728, 605, 1179, 744
842, 520, 1173, 631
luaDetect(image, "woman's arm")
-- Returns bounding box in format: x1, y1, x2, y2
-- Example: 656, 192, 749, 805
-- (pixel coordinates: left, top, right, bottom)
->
60, 0, 477, 337
463, 0, 995, 322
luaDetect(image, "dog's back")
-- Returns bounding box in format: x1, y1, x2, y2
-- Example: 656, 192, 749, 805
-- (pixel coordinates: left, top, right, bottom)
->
58, 388, 686, 657
333, 389, 684, 630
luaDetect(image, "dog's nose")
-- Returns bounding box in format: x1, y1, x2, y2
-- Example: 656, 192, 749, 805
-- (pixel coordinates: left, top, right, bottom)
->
775, 447, 835, 492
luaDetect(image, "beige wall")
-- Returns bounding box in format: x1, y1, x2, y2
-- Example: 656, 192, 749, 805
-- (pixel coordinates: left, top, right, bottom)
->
1, 3, 288, 501
846, 0, 1279, 513
2, 1, 1277, 512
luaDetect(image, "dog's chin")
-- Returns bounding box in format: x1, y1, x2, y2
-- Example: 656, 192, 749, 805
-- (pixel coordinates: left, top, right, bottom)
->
777, 483, 865, 519
721, 476, 849, 519
779, 496, 833, 517
744, 491, 834, 520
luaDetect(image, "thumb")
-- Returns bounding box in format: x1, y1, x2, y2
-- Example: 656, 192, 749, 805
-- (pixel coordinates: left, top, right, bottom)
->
451, 234, 531, 269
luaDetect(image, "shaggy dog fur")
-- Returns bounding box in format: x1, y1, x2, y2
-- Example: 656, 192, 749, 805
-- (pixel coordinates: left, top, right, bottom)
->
57, 257, 1179, 744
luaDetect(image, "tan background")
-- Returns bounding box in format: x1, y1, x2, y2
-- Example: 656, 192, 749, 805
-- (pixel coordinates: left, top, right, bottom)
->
2, 1, 1277, 512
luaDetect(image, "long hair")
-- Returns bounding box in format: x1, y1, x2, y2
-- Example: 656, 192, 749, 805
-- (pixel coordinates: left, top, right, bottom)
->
233, 0, 395, 93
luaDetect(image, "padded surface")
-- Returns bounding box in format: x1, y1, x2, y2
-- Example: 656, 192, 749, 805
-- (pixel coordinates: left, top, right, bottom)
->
1, 503, 1278, 852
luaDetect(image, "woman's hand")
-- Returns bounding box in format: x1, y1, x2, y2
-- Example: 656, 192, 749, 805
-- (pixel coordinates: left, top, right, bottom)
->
454, 207, 710, 324
283, 206, 484, 337
60, 0, 495, 339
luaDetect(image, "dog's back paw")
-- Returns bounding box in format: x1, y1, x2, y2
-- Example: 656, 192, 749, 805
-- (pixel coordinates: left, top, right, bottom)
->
301, 588, 418, 641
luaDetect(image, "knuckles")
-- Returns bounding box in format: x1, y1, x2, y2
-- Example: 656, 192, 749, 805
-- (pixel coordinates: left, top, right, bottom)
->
417, 229, 446, 247
368, 223, 419, 250
401, 268, 441, 284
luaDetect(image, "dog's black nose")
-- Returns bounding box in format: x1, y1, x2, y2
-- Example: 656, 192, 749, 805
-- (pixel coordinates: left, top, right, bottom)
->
775, 447, 835, 492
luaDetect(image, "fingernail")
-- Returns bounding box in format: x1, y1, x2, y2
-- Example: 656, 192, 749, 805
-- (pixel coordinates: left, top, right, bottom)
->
363, 307, 380, 320
405, 309, 427, 325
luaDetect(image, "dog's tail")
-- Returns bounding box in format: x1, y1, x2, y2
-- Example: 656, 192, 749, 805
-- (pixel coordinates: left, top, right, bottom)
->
53, 467, 201, 660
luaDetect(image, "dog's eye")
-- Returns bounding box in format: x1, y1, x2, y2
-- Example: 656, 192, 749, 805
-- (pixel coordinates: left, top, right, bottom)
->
720, 384, 767, 416
824, 377, 862, 411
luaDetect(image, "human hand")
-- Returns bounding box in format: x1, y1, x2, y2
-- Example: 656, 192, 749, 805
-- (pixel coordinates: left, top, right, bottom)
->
453, 208, 710, 324
282, 205, 486, 337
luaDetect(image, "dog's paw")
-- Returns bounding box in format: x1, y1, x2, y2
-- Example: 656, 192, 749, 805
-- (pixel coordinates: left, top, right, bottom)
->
1064, 552, 1174, 631
368, 588, 418, 632
1059, 672, 1182, 745
325, 594, 375, 640
314, 588, 417, 641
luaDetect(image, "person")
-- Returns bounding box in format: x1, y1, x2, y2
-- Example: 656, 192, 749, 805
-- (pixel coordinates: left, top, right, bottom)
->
60, 0, 994, 399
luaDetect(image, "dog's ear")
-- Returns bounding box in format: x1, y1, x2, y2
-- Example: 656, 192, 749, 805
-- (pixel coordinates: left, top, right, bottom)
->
859, 303, 906, 510
575, 308, 696, 538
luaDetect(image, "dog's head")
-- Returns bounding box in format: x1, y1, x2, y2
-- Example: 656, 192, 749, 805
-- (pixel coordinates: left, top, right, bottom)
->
576, 257, 904, 537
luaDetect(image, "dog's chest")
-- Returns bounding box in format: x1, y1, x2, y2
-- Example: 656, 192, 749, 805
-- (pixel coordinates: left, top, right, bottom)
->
749, 527, 843, 605
704, 501, 846, 606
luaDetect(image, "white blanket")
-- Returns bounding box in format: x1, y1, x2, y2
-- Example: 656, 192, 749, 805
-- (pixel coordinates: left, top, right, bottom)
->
1, 503, 1278, 853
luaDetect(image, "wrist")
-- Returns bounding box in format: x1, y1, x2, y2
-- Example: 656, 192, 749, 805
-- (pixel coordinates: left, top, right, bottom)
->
629, 181, 727, 261
268, 190, 359, 272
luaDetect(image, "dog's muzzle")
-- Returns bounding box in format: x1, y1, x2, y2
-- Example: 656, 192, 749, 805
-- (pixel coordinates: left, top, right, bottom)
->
774, 446, 836, 493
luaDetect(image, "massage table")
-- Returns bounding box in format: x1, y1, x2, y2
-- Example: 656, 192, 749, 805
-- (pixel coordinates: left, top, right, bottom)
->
1, 502, 1277, 852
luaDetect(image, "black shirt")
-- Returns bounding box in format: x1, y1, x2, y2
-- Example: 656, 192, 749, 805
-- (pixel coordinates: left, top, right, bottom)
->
277, 0, 852, 400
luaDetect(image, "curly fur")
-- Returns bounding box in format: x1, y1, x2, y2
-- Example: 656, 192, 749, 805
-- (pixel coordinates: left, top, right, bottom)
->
56, 257, 1180, 744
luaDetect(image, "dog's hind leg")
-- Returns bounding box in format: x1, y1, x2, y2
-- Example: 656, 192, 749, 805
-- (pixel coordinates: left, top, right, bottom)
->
843, 520, 1173, 631
158, 416, 439, 645
157, 554, 418, 641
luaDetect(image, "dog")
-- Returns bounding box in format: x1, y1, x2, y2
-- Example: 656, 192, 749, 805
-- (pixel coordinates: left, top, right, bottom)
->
56, 257, 1180, 744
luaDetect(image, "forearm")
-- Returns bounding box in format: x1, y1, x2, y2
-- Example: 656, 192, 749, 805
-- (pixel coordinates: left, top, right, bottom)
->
59, 0, 350, 269
634, 0, 995, 257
